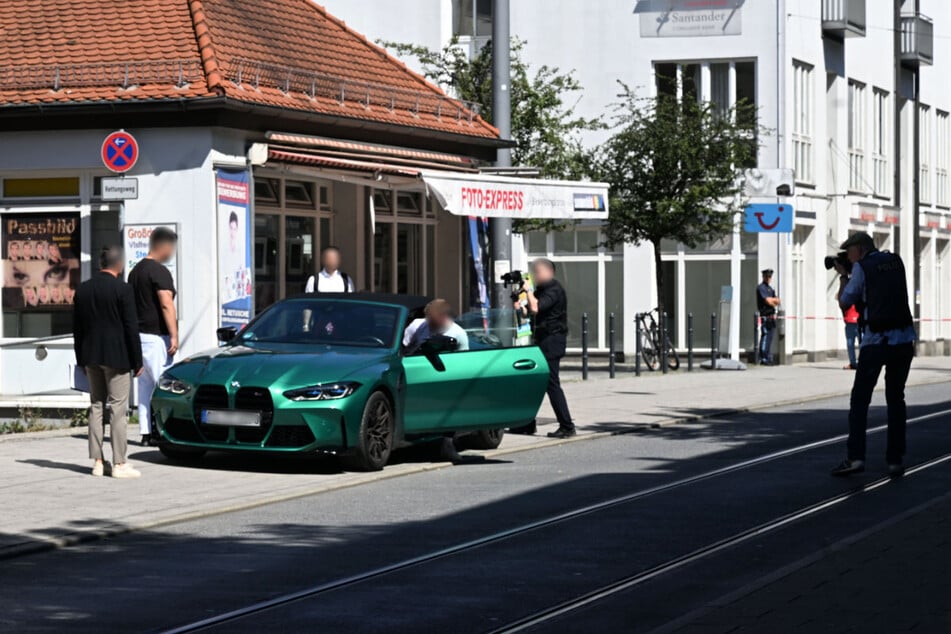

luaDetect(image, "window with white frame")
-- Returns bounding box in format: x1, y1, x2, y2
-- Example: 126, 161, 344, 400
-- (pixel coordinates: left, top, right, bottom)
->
848, 80, 867, 193
792, 61, 814, 184
937, 110, 950, 207
871, 88, 890, 197
452, 0, 492, 37
920, 104, 932, 203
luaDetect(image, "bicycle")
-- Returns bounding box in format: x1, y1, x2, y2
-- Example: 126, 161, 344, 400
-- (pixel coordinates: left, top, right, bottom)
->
636, 309, 680, 371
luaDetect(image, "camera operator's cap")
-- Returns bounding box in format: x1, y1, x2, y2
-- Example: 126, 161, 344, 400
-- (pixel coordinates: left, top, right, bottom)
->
839, 231, 875, 251
761, 268, 774, 276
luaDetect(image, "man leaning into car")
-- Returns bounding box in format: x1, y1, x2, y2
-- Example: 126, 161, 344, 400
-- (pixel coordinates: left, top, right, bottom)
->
402, 299, 469, 354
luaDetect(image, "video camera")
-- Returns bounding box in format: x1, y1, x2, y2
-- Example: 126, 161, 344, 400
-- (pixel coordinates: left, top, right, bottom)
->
824, 252, 851, 274
501, 270, 526, 301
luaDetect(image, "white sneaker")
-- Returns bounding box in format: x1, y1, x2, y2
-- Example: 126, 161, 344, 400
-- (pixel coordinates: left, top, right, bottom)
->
111, 463, 141, 479
91, 461, 105, 477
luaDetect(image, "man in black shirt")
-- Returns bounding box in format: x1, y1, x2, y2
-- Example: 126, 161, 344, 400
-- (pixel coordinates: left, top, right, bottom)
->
523, 258, 575, 438
128, 227, 178, 445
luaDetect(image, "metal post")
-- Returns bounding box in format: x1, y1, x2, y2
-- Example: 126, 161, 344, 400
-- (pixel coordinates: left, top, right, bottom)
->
634, 314, 642, 377
687, 313, 694, 372
711, 312, 718, 370
753, 311, 761, 365
490, 0, 512, 310
661, 312, 669, 375
608, 313, 616, 379
581, 312, 589, 381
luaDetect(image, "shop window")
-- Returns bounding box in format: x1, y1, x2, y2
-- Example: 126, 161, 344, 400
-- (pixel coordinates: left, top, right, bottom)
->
684, 260, 731, 348
319, 185, 330, 207
372, 190, 393, 215
553, 230, 575, 254
526, 231, 548, 255
3, 177, 80, 199
254, 178, 280, 206
560, 262, 600, 348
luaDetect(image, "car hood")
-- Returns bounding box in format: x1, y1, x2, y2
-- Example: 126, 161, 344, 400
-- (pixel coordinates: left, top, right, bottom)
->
169, 344, 393, 391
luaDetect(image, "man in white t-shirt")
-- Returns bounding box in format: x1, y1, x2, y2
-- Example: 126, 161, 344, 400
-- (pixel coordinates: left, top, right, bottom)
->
403, 299, 469, 354
305, 246, 354, 293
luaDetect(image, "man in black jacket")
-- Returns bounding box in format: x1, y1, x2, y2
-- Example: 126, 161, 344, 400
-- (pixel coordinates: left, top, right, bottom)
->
522, 258, 575, 439
73, 247, 143, 478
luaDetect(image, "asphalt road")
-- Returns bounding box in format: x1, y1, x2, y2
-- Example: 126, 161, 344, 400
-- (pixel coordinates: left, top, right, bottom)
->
2, 383, 950, 634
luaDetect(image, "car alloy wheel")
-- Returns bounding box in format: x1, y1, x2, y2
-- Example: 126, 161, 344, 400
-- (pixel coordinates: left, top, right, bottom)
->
344, 391, 394, 472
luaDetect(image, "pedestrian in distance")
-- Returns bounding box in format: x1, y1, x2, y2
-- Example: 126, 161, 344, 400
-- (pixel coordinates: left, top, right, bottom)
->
511, 258, 576, 439
756, 269, 781, 365
831, 232, 916, 478
128, 227, 179, 446
305, 246, 354, 293
72, 246, 143, 478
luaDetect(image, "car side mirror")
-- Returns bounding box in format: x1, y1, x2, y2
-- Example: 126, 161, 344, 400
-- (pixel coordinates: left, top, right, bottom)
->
217, 327, 237, 344
418, 334, 457, 372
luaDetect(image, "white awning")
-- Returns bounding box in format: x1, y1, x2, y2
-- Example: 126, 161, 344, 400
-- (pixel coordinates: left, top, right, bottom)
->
422, 172, 609, 220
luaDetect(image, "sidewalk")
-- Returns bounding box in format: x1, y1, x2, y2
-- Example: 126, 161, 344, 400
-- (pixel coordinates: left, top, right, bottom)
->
2, 358, 950, 559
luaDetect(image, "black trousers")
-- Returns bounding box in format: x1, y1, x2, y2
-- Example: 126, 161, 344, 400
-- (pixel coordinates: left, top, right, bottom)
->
539, 335, 573, 430
847, 342, 914, 463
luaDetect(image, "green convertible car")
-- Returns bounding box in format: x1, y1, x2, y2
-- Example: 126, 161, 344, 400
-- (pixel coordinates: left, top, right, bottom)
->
151, 294, 550, 470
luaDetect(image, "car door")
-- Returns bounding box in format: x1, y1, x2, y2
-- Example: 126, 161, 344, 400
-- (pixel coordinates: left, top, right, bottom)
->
402, 345, 549, 435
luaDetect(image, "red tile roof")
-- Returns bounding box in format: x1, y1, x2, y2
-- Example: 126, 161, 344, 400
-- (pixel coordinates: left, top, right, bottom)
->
0, 0, 497, 140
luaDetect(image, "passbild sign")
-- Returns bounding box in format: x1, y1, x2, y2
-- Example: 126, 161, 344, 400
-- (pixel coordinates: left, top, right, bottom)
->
423, 173, 609, 220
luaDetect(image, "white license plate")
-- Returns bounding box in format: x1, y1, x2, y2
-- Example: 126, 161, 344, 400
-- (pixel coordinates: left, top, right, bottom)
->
201, 409, 262, 427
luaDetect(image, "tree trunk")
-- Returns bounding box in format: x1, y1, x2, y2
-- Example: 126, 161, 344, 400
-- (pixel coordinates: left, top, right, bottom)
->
652, 238, 666, 324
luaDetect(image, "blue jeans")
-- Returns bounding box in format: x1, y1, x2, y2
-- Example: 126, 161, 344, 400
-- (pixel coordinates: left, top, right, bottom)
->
847, 342, 914, 463
759, 318, 776, 363
844, 323, 862, 367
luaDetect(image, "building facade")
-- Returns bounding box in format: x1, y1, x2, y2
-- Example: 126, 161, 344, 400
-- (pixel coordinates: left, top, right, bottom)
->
324, 0, 951, 360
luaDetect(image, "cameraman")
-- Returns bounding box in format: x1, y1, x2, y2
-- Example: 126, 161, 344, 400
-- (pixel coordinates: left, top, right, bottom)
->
514, 259, 575, 439
831, 232, 916, 478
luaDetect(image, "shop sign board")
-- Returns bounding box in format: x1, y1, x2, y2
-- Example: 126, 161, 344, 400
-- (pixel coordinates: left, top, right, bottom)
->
216, 169, 252, 329
1, 212, 81, 311
636, 0, 743, 38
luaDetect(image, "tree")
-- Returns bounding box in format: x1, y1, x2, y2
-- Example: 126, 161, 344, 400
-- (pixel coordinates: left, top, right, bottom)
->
382, 38, 602, 230
596, 84, 759, 322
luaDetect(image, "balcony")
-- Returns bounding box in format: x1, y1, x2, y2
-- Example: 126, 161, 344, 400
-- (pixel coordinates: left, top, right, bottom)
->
901, 13, 934, 67
822, 0, 866, 39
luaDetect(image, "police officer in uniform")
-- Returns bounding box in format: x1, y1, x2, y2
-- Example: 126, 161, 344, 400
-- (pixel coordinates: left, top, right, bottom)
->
756, 269, 781, 365
831, 232, 916, 477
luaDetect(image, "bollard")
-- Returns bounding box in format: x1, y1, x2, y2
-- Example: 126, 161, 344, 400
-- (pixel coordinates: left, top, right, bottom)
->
711, 312, 718, 370
753, 311, 761, 365
634, 314, 642, 377
687, 312, 694, 372
661, 312, 669, 375
581, 312, 589, 381
608, 313, 616, 379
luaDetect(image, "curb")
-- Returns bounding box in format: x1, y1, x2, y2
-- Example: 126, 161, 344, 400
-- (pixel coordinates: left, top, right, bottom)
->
1, 375, 948, 561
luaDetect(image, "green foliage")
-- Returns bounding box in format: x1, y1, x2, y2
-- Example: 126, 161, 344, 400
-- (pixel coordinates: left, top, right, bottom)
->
382, 38, 602, 232
595, 83, 760, 315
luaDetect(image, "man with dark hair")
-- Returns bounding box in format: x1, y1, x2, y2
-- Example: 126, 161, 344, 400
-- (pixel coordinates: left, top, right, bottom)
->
128, 227, 178, 445
831, 232, 916, 477
73, 246, 143, 478
756, 269, 780, 365
305, 245, 354, 293
516, 258, 575, 438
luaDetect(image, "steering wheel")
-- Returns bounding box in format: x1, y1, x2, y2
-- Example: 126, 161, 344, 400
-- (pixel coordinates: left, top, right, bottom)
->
357, 335, 386, 347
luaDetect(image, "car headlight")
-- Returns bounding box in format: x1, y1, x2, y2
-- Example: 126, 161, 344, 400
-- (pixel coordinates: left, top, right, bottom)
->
157, 374, 193, 395
283, 382, 361, 401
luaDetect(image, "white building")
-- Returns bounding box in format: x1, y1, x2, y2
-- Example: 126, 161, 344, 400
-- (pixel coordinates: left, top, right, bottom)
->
324, 0, 951, 360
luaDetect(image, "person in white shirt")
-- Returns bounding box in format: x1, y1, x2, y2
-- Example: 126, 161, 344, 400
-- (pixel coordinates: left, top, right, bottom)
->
304, 246, 354, 293
403, 299, 469, 353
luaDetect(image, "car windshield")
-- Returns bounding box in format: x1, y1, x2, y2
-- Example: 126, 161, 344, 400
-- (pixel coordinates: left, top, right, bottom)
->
237, 300, 401, 348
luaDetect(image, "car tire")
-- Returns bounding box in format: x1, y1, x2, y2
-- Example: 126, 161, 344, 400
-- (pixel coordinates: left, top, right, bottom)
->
343, 391, 394, 472
158, 445, 207, 462
463, 428, 505, 451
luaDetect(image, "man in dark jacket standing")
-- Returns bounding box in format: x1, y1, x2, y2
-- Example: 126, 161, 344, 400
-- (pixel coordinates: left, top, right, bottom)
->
73, 246, 143, 478
522, 258, 575, 439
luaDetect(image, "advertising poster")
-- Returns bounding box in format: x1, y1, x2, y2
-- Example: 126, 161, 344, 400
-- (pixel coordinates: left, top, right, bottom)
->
216, 169, 252, 329
466, 216, 490, 314
2, 212, 81, 311
123, 223, 179, 311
